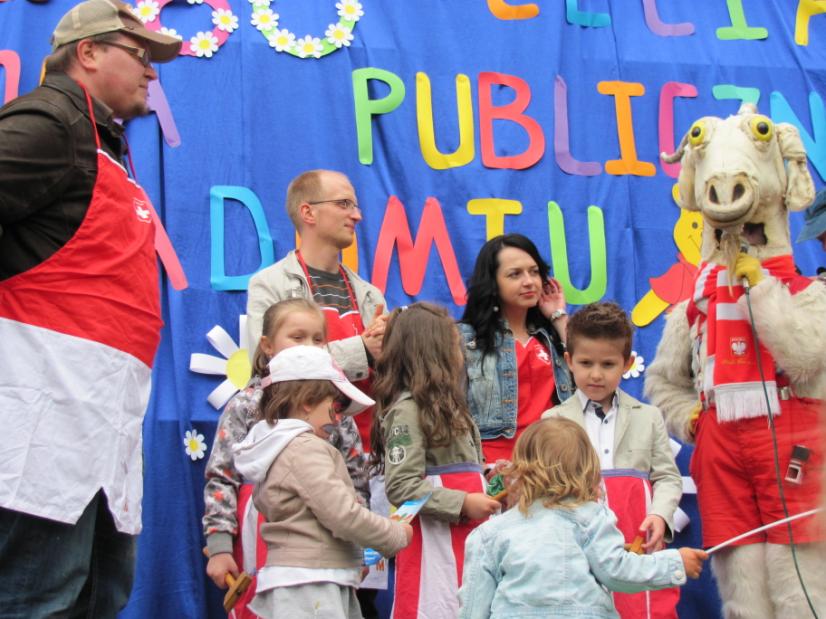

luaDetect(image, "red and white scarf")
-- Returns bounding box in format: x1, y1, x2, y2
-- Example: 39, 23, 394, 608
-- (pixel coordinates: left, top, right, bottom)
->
686, 255, 807, 422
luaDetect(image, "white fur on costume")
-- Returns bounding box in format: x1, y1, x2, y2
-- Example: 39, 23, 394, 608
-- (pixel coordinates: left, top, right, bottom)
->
645, 104, 826, 619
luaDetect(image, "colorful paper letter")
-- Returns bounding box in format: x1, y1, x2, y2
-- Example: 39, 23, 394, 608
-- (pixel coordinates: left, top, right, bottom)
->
642, 0, 695, 36
795, 0, 826, 45
147, 80, 181, 148
478, 72, 545, 170
565, 0, 610, 27
467, 199, 523, 239
417, 72, 475, 170
371, 196, 467, 305
659, 81, 698, 178
547, 202, 607, 304
555, 75, 601, 176
716, 0, 768, 40
210, 186, 275, 291
353, 68, 406, 165
598, 81, 656, 177
712, 84, 761, 107
486, 0, 539, 19
770, 90, 826, 181
0, 50, 20, 104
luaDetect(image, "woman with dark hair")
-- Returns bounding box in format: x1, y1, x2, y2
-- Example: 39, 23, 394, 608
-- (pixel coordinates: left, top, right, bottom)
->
459, 234, 574, 463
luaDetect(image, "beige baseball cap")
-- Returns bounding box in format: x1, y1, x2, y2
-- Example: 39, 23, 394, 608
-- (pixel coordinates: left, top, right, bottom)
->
51, 0, 182, 63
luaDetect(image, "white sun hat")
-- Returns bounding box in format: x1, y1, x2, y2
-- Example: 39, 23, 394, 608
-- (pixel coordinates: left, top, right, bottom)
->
261, 345, 374, 415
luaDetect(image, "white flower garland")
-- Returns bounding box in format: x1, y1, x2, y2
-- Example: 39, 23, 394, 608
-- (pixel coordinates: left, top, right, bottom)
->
130, 0, 238, 59
251, 0, 364, 59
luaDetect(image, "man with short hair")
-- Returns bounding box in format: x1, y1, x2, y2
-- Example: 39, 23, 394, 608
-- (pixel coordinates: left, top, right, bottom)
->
0, 1, 180, 616
247, 169, 387, 380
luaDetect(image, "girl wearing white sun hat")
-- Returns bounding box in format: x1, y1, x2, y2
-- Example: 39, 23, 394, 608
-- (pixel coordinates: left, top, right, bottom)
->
233, 346, 412, 619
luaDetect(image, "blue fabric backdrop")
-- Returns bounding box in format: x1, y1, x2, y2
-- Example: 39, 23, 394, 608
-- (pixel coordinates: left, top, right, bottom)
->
1, 1, 824, 617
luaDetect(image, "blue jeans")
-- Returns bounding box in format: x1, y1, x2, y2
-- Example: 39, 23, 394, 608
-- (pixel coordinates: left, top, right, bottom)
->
0, 491, 135, 619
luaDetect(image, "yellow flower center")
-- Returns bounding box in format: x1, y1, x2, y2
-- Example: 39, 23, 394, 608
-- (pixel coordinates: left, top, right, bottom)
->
226, 349, 252, 389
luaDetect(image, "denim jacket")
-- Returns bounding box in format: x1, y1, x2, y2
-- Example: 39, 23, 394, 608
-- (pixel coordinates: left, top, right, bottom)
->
458, 323, 573, 440
458, 500, 687, 619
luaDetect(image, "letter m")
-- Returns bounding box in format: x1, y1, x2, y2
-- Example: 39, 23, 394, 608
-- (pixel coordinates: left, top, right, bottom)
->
371, 196, 467, 305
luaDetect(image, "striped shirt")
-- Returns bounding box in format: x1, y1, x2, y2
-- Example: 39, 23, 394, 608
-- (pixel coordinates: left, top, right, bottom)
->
306, 265, 355, 314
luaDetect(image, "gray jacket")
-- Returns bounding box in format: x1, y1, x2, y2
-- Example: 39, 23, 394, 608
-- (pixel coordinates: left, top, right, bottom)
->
246, 250, 386, 381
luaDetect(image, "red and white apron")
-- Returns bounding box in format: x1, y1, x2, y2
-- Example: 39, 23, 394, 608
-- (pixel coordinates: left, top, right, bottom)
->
602, 470, 680, 619
0, 86, 162, 533
296, 250, 374, 446
228, 484, 267, 618
392, 463, 486, 619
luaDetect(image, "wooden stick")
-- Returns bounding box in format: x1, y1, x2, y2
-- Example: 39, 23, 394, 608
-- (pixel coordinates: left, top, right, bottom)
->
203, 547, 253, 611
491, 488, 508, 502
627, 534, 645, 555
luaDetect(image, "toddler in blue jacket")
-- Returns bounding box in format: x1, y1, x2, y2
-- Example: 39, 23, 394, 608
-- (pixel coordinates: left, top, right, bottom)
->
459, 418, 707, 619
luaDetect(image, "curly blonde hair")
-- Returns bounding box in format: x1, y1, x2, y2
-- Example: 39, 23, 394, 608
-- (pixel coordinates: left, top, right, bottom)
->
506, 417, 601, 515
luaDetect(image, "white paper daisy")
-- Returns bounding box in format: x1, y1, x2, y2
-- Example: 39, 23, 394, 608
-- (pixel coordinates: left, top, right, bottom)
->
267, 28, 296, 52
189, 315, 252, 409
134, 0, 160, 23
190, 31, 220, 58
325, 23, 354, 48
251, 8, 279, 31
294, 34, 323, 58
212, 8, 239, 33
622, 352, 645, 379
336, 0, 364, 22
159, 26, 183, 40
184, 429, 207, 461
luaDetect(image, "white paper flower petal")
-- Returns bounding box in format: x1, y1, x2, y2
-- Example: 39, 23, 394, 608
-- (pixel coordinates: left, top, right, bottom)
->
669, 438, 682, 458
207, 378, 239, 409
190, 353, 228, 375
207, 325, 238, 358
238, 315, 249, 351
673, 507, 690, 533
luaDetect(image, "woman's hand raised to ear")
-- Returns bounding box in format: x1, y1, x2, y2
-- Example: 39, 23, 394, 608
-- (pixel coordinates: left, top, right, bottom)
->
538, 278, 569, 337
537, 278, 566, 317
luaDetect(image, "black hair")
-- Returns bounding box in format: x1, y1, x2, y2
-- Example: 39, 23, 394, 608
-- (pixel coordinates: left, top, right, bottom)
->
460, 233, 563, 357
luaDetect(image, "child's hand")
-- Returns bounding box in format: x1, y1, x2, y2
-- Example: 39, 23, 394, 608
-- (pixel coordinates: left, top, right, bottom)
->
640, 514, 666, 552
462, 492, 500, 520
206, 552, 239, 589
678, 548, 708, 579
401, 523, 414, 545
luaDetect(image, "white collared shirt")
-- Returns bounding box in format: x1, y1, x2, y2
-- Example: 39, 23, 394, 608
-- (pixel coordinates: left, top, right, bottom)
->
576, 389, 618, 470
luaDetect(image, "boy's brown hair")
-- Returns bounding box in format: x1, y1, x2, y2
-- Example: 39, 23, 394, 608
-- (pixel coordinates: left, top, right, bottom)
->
506, 417, 601, 515
566, 301, 633, 360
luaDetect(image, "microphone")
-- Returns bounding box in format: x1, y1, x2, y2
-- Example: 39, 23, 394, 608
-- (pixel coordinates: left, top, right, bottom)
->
739, 240, 751, 291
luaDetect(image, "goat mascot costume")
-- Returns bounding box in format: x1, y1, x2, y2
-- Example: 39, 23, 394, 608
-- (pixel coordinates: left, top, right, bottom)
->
645, 103, 825, 618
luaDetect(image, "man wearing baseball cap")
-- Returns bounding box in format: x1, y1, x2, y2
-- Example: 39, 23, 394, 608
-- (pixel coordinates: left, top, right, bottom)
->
0, 1, 180, 616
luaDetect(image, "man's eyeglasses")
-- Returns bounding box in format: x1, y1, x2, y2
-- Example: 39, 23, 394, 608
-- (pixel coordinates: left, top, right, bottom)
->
307, 198, 360, 213
100, 41, 152, 67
